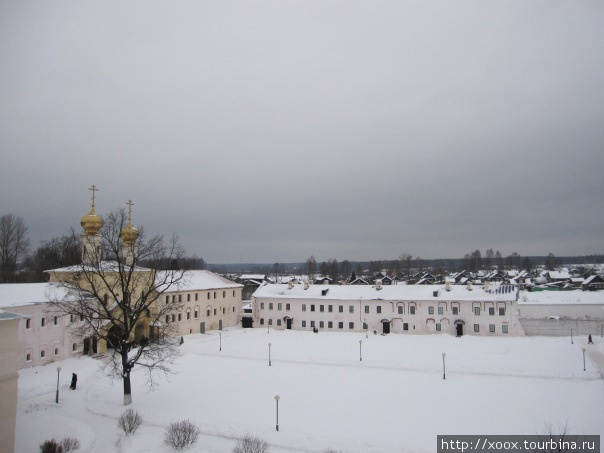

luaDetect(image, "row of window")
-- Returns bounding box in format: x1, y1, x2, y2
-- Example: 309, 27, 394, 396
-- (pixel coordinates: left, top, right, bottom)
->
165, 290, 237, 304
25, 314, 85, 329
258, 319, 509, 334
25, 343, 79, 362
260, 303, 505, 316
165, 306, 236, 323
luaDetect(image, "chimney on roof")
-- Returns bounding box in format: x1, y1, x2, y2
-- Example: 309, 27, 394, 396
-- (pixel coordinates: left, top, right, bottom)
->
445, 281, 451, 291
288, 281, 294, 289
484, 280, 490, 291
376, 279, 382, 290
304, 281, 309, 290
467, 281, 473, 291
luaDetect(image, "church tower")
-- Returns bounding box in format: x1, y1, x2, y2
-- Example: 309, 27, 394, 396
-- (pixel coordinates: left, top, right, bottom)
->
120, 200, 139, 266
80, 185, 104, 265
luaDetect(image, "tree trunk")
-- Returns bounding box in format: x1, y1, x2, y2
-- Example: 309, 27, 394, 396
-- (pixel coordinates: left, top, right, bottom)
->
123, 372, 132, 405
122, 349, 132, 405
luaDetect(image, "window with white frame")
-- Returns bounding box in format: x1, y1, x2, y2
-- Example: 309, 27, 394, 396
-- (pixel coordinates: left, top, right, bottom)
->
473, 324, 479, 332
489, 324, 495, 333
436, 323, 441, 331
502, 324, 509, 333
428, 306, 434, 315
499, 307, 505, 316
438, 307, 444, 315
452, 307, 459, 315
489, 307, 495, 316
474, 307, 480, 316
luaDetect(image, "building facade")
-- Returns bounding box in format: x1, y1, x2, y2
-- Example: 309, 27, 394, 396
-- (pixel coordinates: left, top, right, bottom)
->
252, 281, 524, 336
0, 309, 27, 453
0, 284, 87, 369
163, 270, 243, 335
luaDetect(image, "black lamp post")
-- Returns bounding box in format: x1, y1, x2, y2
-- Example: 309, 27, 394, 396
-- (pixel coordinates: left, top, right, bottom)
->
268, 342, 272, 366
359, 340, 363, 362
219, 332, 222, 352
442, 353, 446, 380
55, 366, 61, 403
582, 347, 586, 371
571, 328, 573, 344
274, 394, 280, 431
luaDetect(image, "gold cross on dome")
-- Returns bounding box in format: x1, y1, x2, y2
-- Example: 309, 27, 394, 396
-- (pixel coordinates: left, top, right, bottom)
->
126, 199, 134, 224
88, 185, 99, 211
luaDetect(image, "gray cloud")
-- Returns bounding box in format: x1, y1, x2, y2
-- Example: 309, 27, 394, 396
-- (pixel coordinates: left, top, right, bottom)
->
1, 0, 603, 263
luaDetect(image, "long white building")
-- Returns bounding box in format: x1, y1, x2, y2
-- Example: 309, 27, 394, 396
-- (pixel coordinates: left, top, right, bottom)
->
252, 281, 523, 336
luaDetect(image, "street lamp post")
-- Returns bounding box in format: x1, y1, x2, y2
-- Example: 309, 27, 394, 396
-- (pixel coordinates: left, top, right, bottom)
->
571, 328, 574, 344
582, 347, 586, 371
55, 367, 61, 403
274, 395, 280, 431
359, 340, 363, 362
219, 332, 222, 352
268, 343, 272, 366
442, 353, 446, 380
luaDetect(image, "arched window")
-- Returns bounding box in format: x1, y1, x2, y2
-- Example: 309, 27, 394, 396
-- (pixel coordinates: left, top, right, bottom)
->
72, 343, 78, 351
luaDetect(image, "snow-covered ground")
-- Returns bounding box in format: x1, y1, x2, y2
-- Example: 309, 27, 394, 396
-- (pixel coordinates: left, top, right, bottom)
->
16, 329, 604, 453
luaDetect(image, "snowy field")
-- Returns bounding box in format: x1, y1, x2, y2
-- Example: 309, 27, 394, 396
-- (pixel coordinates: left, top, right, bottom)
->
15, 328, 604, 453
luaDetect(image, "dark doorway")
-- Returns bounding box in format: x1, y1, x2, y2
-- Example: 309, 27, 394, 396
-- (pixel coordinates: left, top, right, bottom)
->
107, 326, 122, 349
92, 336, 98, 354
286, 318, 292, 330
456, 323, 463, 337
83, 337, 90, 355
382, 320, 391, 335
200, 322, 205, 334
241, 317, 253, 328
219, 319, 223, 330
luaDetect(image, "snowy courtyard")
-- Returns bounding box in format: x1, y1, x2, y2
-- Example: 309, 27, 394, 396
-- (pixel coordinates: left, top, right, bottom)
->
15, 328, 604, 453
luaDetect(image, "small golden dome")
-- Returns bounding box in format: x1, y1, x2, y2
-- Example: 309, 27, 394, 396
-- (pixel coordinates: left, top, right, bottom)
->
120, 199, 139, 245
121, 223, 139, 245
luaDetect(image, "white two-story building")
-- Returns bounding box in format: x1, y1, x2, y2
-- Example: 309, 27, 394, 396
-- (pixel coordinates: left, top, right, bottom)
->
252, 281, 523, 336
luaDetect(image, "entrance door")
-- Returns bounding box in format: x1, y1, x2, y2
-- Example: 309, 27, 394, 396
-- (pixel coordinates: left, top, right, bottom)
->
83, 337, 90, 355
382, 321, 391, 334
456, 323, 463, 337
219, 319, 223, 330
286, 318, 292, 329
200, 322, 205, 334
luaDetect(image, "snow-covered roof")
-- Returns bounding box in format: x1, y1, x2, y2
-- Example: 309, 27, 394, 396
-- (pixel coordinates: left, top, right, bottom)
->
164, 270, 243, 293
252, 283, 517, 302
0, 283, 75, 309
518, 290, 604, 305
0, 308, 29, 321
47, 261, 151, 273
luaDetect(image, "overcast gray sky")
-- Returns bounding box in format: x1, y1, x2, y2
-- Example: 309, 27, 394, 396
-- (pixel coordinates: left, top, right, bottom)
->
1, 0, 603, 264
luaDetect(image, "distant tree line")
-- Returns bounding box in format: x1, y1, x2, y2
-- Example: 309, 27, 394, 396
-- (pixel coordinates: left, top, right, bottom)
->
214, 252, 604, 280
0, 213, 205, 283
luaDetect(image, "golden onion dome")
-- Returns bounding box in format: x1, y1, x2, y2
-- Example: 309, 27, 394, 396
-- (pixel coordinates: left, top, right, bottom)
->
81, 185, 104, 235
81, 209, 104, 235
121, 199, 139, 245
121, 223, 139, 245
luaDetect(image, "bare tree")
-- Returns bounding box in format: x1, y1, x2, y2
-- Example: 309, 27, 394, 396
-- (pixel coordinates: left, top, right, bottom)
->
339, 259, 351, 281
0, 213, 30, 282
47, 209, 187, 405
399, 253, 412, 278
26, 229, 81, 282
305, 255, 317, 280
